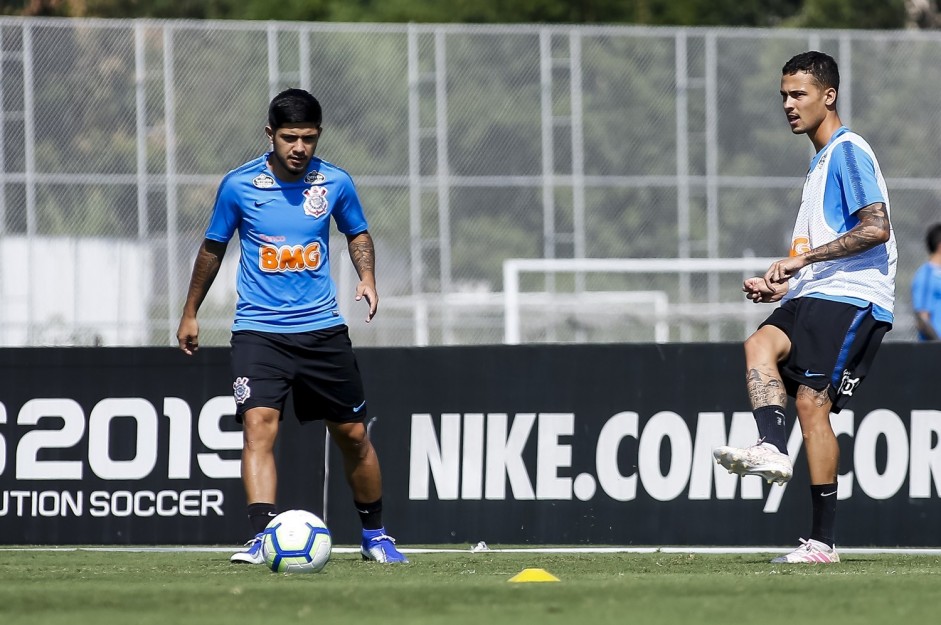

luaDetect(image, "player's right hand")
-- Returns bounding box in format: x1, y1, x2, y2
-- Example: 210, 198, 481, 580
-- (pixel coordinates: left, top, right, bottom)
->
176, 316, 199, 355
743, 276, 787, 303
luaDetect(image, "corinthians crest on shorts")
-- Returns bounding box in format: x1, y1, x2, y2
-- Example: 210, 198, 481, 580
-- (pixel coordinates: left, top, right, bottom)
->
303, 186, 329, 218
233, 376, 251, 405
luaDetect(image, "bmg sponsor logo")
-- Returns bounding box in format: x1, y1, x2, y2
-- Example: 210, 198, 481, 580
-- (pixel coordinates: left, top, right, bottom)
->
258, 241, 322, 272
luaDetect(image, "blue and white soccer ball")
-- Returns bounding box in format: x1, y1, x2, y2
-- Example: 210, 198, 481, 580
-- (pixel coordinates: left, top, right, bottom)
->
262, 509, 332, 573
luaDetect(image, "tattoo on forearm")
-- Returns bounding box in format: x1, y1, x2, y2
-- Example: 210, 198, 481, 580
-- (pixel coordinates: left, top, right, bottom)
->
804, 203, 889, 263
184, 245, 223, 311
349, 237, 375, 278
796, 385, 831, 408
746, 368, 787, 408
193, 248, 221, 286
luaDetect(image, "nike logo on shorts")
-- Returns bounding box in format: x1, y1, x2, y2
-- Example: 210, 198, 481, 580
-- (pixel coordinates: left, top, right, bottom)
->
804, 370, 826, 377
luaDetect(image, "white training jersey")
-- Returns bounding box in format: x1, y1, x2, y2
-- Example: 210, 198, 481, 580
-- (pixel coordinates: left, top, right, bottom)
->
783, 127, 896, 321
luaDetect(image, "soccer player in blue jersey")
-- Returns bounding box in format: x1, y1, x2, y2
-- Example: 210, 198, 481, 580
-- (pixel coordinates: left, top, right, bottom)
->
912, 223, 941, 341
177, 88, 407, 564
713, 51, 896, 563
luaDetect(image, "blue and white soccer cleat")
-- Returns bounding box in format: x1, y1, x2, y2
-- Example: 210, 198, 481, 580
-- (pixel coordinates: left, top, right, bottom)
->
230, 532, 266, 565
361, 528, 409, 563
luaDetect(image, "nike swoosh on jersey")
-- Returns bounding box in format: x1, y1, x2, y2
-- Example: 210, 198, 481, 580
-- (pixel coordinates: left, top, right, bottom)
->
352, 400, 366, 413
804, 370, 827, 377
254, 199, 275, 207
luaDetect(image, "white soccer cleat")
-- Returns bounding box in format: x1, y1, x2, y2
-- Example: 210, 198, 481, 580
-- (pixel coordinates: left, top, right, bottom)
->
771, 538, 840, 564
712, 441, 793, 485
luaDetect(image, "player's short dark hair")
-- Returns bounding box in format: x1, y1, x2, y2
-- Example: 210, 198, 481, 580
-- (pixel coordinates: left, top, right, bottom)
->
782, 51, 840, 93
268, 88, 322, 129
927, 223, 941, 254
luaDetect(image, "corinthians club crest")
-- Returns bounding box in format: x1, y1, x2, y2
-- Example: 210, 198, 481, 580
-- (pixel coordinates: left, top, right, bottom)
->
303, 186, 329, 218
233, 376, 251, 405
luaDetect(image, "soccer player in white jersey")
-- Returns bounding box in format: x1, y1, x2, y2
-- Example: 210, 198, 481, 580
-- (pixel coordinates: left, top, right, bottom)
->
713, 51, 896, 564
177, 88, 407, 564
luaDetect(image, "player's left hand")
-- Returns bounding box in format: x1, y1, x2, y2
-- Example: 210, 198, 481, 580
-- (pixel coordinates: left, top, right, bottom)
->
764, 255, 806, 286
355, 282, 379, 322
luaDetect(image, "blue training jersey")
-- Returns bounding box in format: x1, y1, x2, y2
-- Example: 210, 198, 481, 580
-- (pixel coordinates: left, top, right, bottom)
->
912, 262, 941, 340
205, 153, 368, 332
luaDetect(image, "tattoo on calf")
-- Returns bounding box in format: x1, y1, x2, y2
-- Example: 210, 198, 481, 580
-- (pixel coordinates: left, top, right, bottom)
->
745, 368, 787, 407
797, 384, 831, 408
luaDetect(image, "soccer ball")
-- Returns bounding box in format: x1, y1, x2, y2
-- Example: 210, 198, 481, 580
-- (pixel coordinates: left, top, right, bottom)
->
261, 509, 332, 573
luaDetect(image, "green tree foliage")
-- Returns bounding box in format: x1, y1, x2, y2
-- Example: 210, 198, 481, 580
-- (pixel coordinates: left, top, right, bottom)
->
2, 0, 912, 30
4, 0, 248, 19
645, 0, 803, 26
786, 0, 908, 29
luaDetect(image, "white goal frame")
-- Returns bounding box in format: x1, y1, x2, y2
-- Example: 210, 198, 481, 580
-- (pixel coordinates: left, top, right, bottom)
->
502, 257, 780, 344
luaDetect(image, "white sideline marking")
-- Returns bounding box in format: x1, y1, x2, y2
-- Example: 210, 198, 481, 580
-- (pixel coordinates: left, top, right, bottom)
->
3, 546, 941, 556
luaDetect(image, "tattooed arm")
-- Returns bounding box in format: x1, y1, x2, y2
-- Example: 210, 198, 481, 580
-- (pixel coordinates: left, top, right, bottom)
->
177, 239, 228, 354
803, 202, 891, 263
764, 202, 890, 285
347, 230, 378, 322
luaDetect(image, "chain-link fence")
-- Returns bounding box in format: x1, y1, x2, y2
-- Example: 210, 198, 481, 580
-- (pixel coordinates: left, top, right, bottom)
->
0, 18, 938, 346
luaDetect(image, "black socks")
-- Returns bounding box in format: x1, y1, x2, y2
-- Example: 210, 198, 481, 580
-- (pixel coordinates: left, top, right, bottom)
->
354, 498, 384, 531
810, 483, 838, 548
753, 405, 787, 453
247, 502, 277, 534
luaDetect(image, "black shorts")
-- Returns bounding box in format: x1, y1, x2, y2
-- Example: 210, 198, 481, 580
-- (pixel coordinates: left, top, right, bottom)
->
759, 297, 890, 412
229, 326, 367, 424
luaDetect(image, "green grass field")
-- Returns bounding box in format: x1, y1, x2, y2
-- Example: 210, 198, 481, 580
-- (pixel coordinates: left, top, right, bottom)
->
2, 547, 941, 625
